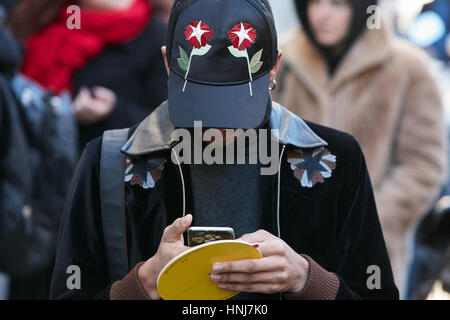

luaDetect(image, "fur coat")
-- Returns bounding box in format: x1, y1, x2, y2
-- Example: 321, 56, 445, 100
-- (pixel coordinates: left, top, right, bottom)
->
274, 26, 448, 291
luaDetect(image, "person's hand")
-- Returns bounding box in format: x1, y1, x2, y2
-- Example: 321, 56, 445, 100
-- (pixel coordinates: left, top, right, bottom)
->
72, 86, 116, 125
138, 214, 193, 300
209, 229, 309, 295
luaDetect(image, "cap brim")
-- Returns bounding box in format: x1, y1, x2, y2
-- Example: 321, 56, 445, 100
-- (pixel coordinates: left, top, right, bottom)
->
168, 72, 271, 129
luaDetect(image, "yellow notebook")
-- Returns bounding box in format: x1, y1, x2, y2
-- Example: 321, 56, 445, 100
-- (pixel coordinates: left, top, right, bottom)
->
157, 240, 263, 300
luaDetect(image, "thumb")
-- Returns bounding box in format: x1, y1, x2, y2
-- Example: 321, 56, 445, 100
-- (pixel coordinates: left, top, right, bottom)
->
78, 87, 92, 100
162, 214, 193, 243
73, 87, 90, 107
93, 86, 116, 103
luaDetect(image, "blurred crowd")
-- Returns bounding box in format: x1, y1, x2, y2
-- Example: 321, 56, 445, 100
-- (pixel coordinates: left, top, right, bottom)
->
0, 0, 449, 300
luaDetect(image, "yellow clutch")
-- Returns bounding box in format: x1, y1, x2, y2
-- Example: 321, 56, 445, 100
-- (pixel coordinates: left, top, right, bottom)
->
157, 240, 263, 300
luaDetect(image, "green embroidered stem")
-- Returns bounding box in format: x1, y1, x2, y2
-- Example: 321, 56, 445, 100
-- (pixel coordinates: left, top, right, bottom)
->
245, 51, 253, 97
183, 50, 195, 92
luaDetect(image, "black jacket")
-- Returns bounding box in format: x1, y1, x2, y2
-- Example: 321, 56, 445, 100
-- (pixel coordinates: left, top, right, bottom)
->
0, 25, 31, 275
0, 75, 32, 275
73, 17, 169, 150
50, 101, 398, 300
0, 25, 22, 77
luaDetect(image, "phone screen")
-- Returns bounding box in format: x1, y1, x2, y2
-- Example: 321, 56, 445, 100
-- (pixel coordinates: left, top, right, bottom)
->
187, 227, 235, 246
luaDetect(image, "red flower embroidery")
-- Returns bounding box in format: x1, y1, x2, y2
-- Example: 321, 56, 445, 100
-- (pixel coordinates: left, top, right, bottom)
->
185, 20, 214, 49
226, 22, 262, 96
228, 22, 256, 51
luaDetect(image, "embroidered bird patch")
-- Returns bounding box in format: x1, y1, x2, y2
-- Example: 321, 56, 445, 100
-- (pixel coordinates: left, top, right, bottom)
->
287, 147, 336, 188
124, 157, 166, 189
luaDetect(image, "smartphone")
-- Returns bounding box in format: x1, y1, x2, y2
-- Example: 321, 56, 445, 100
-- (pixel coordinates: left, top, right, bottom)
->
187, 227, 235, 247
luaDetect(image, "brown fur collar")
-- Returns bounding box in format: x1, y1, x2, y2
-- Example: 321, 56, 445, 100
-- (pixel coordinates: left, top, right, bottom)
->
283, 26, 393, 95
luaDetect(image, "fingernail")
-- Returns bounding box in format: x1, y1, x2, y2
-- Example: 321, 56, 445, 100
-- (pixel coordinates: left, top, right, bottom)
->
252, 244, 259, 248
210, 274, 221, 282
212, 264, 223, 273
218, 284, 227, 290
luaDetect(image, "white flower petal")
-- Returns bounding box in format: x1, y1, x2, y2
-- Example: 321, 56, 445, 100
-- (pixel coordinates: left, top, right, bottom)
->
232, 23, 253, 47
322, 154, 336, 163
319, 161, 332, 173
321, 171, 332, 178
142, 172, 156, 189
125, 164, 133, 175
301, 170, 312, 188
189, 20, 209, 45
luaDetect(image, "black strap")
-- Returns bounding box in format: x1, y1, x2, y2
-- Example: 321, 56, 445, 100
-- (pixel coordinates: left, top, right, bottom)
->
100, 128, 130, 281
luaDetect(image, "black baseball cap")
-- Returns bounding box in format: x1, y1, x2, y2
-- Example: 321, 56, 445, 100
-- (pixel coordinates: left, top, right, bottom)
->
166, 0, 278, 129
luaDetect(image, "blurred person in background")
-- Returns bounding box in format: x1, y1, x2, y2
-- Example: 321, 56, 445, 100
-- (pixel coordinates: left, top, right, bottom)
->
152, 0, 173, 21
9, 0, 169, 151
1, 0, 79, 300
408, 0, 450, 63
1, 0, 56, 300
0, 0, 27, 300
274, 0, 447, 295
0, 1, 20, 78
422, 0, 449, 63
404, 0, 450, 300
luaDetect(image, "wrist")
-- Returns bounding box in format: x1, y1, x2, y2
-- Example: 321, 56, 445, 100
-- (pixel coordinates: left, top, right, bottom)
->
110, 262, 151, 300
284, 254, 340, 300
288, 253, 310, 294
138, 256, 161, 300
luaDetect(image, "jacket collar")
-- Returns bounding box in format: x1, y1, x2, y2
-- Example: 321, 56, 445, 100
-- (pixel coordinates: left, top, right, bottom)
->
121, 100, 176, 156
269, 101, 327, 148
283, 24, 393, 94
121, 100, 328, 157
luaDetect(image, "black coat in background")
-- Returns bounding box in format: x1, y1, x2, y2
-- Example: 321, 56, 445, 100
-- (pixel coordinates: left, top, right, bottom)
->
0, 25, 30, 274
0, 24, 72, 299
0, 23, 21, 77
73, 17, 168, 151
